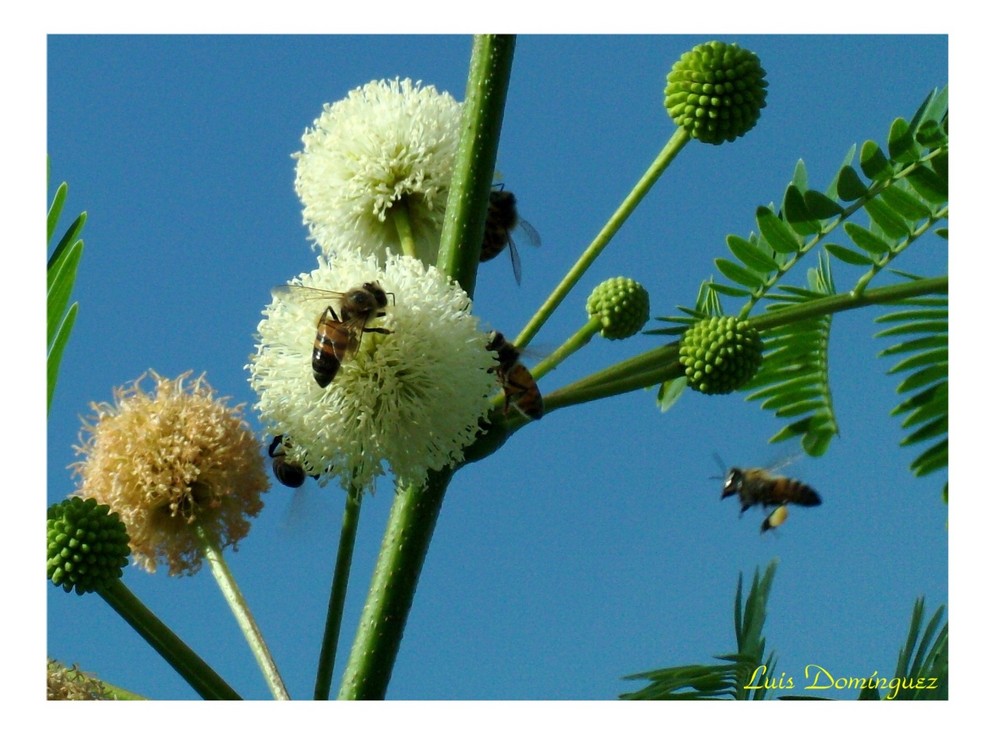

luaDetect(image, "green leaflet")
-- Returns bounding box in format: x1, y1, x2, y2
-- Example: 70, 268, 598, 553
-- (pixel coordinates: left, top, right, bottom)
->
782, 184, 821, 237
864, 197, 911, 239
860, 140, 892, 181
726, 234, 780, 273
875, 295, 948, 489
836, 165, 868, 201
47, 239, 84, 350
844, 222, 892, 255
756, 206, 802, 254
888, 598, 948, 700
47, 304, 78, 413
621, 561, 779, 701
826, 243, 874, 266
47, 174, 86, 414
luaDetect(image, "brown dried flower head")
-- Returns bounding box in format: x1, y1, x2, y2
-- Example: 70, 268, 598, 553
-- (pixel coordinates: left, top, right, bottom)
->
71, 371, 269, 576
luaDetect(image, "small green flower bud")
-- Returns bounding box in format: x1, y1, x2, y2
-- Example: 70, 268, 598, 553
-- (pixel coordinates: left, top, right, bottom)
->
47, 497, 131, 595
586, 277, 650, 340
679, 316, 763, 394
665, 41, 768, 145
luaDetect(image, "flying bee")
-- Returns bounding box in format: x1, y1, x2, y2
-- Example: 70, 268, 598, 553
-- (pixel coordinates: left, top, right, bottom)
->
272, 282, 393, 387
480, 188, 541, 285
716, 458, 821, 533
268, 434, 307, 489
486, 330, 543, 420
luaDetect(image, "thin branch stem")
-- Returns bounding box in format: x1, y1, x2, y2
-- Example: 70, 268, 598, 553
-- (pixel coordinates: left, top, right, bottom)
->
530, 317, 602, 382
195, 524, 290, 700
515, 127, 689, 348
98, 579, 240, 700
313, 489, 363, 700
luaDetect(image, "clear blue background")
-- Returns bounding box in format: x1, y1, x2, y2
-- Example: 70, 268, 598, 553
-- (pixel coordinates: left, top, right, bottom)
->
46, 35, 947, 700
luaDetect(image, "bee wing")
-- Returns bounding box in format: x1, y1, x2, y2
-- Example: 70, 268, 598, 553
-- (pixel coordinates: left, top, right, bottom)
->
508, 236, 522, 285
270, 284, 348, 303
766, 455, 802, 475
516, 217, 541, 247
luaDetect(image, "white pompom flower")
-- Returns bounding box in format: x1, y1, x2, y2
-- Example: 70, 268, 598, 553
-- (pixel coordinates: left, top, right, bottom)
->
293, 78, 462, 265
249, 252, 496, 493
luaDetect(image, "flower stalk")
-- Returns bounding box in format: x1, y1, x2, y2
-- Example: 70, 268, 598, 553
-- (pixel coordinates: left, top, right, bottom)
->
530, 317, 602, 383
390, 202, 418, 260
98, 579, 241, 700
314, 489, 363, 700
515, 127, 689, 348
195, 523, 289, 700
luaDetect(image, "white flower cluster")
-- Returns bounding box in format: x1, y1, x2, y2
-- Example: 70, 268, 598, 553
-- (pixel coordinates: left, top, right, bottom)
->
252, 79, 497, 493
294, 78, 462, 265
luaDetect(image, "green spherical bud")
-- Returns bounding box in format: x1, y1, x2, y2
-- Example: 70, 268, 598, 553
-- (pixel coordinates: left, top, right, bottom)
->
679, 316, 763, 394
47, 497, 131, 595
664, 41, 768, 145
586, 277, 650, 340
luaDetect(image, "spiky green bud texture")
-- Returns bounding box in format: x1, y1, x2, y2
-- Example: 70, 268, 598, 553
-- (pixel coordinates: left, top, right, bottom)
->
586, 277, 650, 340
679, 316, 763, 394
47, 497, 131, 595
665, 41, 768, 145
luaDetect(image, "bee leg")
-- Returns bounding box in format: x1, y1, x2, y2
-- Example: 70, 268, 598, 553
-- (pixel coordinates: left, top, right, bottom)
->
362, 327, 392, 335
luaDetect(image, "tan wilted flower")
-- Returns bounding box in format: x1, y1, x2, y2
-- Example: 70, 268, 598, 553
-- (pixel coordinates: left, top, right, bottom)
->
72, 371, 269, 576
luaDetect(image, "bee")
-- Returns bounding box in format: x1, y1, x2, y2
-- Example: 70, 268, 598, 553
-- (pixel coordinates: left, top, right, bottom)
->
719, 463, 821, 533
480, 188, 541, 285
486, 331, 543, 420
272, 282, 393, 387
268, 435, 307, 489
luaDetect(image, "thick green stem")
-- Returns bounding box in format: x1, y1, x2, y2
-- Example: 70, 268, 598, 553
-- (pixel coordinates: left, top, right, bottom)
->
437, 35, 516, 296
515, 128, 690, 348
545, 275, 948, 414
196, 524, 289, 700
98, 579, 240, 700
333, 34, 515, 701
337, 468, 454, 699
313, 490, 363, 700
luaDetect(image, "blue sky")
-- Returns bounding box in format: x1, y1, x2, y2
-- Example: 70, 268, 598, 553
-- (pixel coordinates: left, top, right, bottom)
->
43, 33, 950, 705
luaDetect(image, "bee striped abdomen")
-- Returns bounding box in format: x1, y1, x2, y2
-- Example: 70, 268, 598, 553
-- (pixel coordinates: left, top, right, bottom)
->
312, 307, 356, 388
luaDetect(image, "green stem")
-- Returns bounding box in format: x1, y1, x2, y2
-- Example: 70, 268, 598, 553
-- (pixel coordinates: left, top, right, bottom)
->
545, 275, 947, 415
391, 202, 418, 259
437, 34, 516, 296
98, 579, 240, 700
515, 127, 690, 348
195, 524, 290, 700
337, 468, 454, 699
530, 317, 602, 382
332, 34, 515, 701
313, 489, 363, 700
